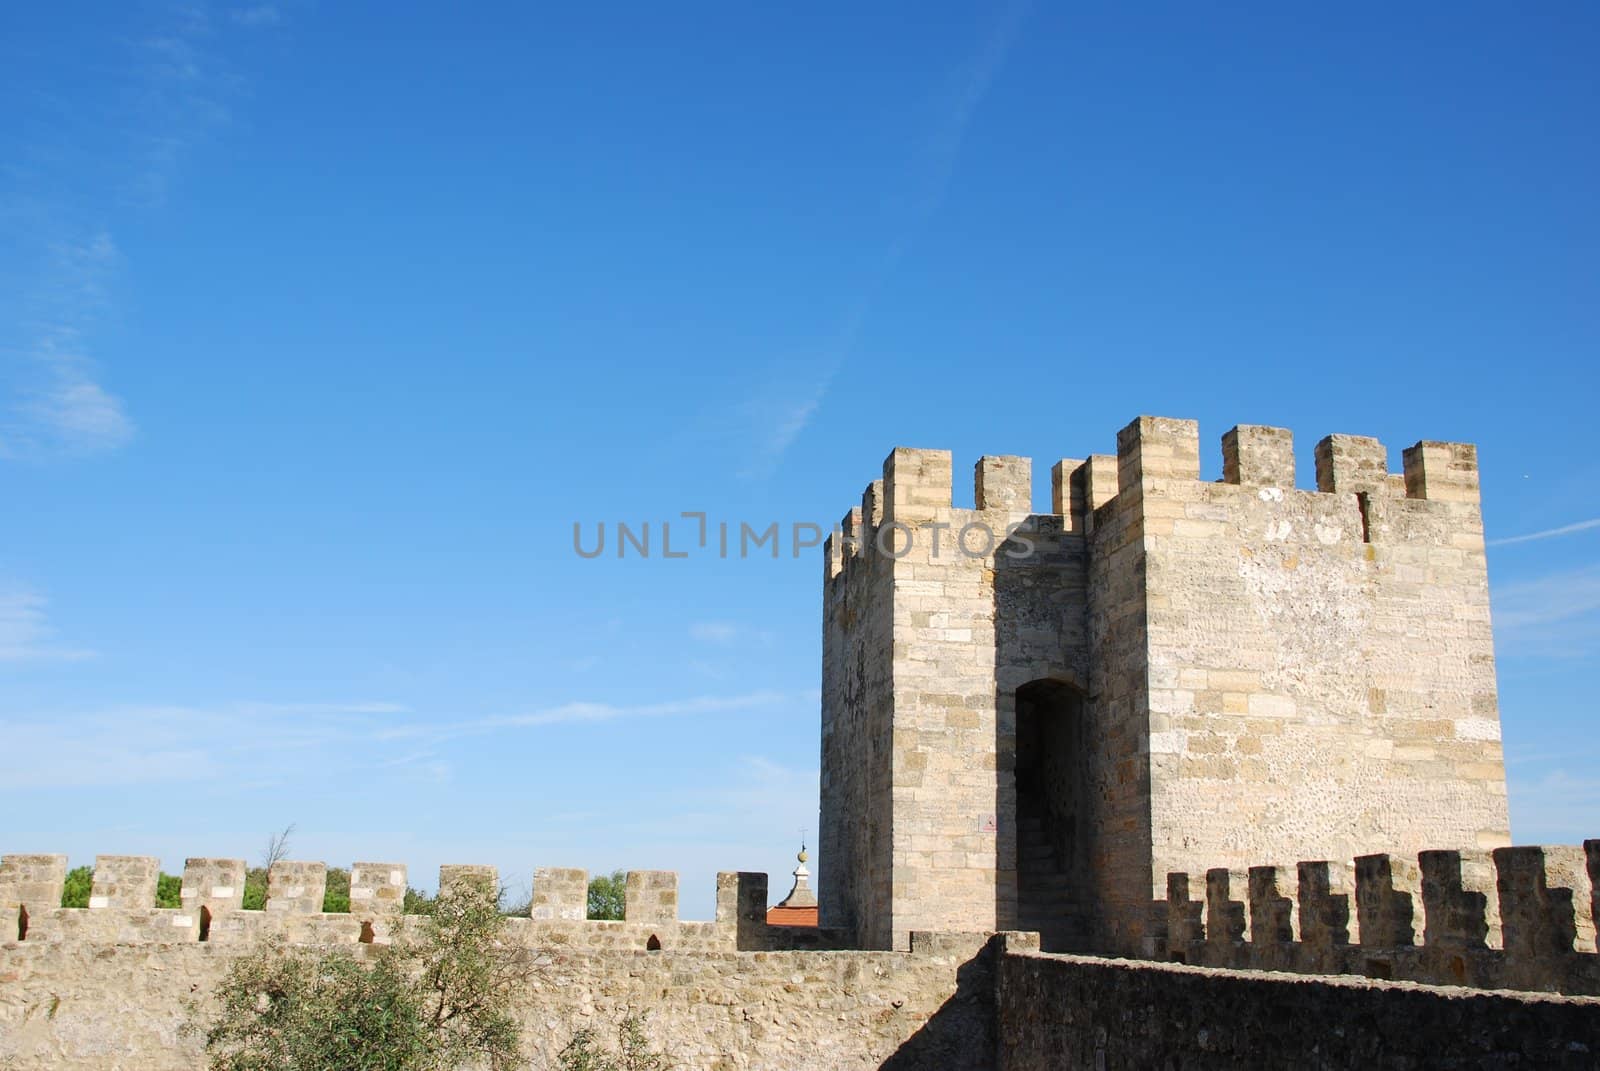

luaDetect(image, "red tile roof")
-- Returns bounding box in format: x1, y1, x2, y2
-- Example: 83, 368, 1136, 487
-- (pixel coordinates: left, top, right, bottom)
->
765, 904, 819, 927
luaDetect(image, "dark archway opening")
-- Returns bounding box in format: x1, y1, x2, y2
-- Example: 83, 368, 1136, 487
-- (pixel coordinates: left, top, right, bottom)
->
17, 905, 29, 941
645, 933, 662, 951
199, 905, 213, 942
1014, 678, 1090, 951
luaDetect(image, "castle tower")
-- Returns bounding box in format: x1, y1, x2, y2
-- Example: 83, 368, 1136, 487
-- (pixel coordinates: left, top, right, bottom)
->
819, 416, 1510, 953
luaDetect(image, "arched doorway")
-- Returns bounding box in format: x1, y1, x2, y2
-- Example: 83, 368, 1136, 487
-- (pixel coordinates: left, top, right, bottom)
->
1013, 678, 1089, 950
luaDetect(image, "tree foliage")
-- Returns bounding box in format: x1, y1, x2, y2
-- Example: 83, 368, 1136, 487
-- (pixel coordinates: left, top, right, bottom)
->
587, 871, 626, 921
198, 880, 527, 1071
156, 872, 183, 908
322, 867, 351, 913
60, 866, 93, 908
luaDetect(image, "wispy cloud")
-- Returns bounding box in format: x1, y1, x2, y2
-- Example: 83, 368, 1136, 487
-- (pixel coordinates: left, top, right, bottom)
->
0, 689, 798, 790
730, 3, 1031, 479
2, 6, 282, 460
383, 690, 794, 743
690, 621, 740, 644
1490, 518, 1600, 547
232, 5, 282, 28
1, 232, 136, 458
0, 699, 409, 790
0, 590, 96, 663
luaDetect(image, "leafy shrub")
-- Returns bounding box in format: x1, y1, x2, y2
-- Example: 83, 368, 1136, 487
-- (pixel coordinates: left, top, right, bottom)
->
197, 880, 527, 1070
558, 1015, 671, 1071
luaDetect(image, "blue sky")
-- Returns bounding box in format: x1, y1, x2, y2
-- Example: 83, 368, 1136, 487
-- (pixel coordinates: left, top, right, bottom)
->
1, 2, 1596, 918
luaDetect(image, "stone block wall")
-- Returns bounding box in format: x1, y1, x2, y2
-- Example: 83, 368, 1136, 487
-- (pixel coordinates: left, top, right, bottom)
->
997, 945, 1600, 1070
821, 414, 1513, 955
0, 932, 1021, 1071
1158, 840, 1600, 995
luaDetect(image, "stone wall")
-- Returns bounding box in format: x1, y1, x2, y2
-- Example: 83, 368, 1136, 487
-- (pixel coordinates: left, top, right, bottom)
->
0, 929, 1020, 1070
1128, 419, 1510, 955
820, 415, 1513, 956
821, 478, 896, 948
822, 448, 1095, 949
998, 947, 1600, 1070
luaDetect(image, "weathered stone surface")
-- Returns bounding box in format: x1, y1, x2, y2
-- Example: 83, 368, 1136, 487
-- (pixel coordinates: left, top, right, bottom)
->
823, 414, 1509, 956
264, 861, 326, 914
349, 862, 406, 917
998, 949, 1600, 1070
0, 932, 1010, 1070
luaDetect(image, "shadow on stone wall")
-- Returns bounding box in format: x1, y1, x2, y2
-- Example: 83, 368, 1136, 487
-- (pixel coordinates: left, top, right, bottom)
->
880, 936, 1003, 1070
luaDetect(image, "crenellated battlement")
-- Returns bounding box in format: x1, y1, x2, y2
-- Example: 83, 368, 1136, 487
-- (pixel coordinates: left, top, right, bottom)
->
1158, 841, 1600, 995
824, 414, 1483, 587
0, 854, 848, 954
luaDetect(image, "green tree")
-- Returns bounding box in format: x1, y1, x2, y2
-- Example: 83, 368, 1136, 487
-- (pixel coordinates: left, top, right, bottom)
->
587, 871, 625, 921
60, 866, 93, 908
241, 868, 268, 911
198, 880, 527, 1071
323, 867, 351, 913
156, 872, 183, 909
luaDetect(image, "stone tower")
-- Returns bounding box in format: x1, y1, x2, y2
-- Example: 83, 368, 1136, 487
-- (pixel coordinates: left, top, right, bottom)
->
819, 416, 1510, 954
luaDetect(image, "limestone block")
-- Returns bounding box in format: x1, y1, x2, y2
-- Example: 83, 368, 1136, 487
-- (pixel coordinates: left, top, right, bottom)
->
1222, 425, 1295, 488
1314, 434, 1389, 495
439, 864, 498, 899
624, 870, 678, 925
265, 861, 327, 914
1297, 861, 1354, 948
884, 448, 952, 523
0, 854, 68, 940
89, 855, 159, 910
0, 854, 68, 910
180, 858, 246, 915
976, 455, 1031, 513
1247, 865, 1298, 944
862, 478, 885, 526
1419, 849, 1499, 949
530, 867, 587, 922
349, 862, 407, 917
1205, 868, 1248, 944
1165, 872, 1204, 949
715, 871, 768, 928
1051, 458, 1085, 523
1355, 854, 1420, 947
1495, 845, 1597, 959
1403, 441, 1480, 504
1117, 416, 1200, 488
1587, 840, 1600, 941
